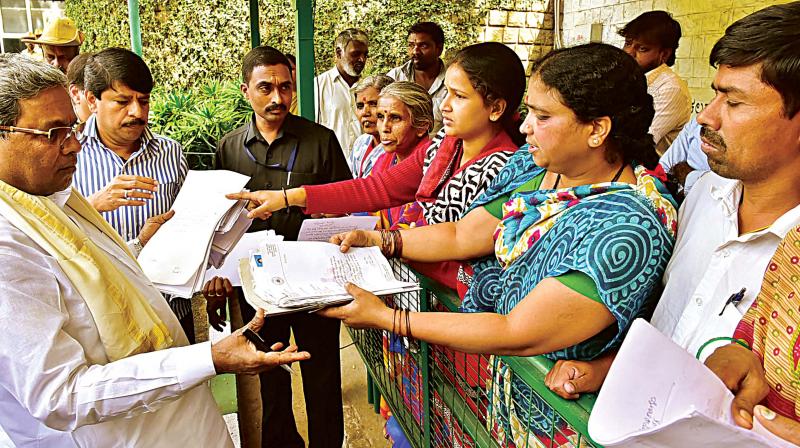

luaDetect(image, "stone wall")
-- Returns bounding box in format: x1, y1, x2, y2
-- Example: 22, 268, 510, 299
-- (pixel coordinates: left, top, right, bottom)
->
560, 0, 792, 108
479, 0, 557, 74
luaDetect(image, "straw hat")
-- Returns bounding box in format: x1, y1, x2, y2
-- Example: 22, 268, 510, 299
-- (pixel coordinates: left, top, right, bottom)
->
22, 17, 83, 47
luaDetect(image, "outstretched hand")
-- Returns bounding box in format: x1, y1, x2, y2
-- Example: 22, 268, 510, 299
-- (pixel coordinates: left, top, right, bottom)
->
317, 283, 389, 329
211, 309, 310, 374
226, 190, 285, 220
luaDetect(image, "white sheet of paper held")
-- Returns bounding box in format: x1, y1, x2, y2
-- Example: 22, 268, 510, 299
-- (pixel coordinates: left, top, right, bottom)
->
138, 170, 250, 286
588, 319, 794, 448
297, 215, 379, 242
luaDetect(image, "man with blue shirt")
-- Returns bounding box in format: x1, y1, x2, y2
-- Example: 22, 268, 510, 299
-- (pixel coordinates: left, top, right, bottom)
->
659, 118, 710, 195
71, 48, 193, 340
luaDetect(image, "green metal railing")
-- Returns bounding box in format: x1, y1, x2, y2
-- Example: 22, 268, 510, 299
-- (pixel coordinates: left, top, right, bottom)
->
350, 261, 600, 448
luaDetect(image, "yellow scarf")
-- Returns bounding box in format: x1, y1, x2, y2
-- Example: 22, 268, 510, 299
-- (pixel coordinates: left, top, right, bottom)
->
0, 181, 173, 361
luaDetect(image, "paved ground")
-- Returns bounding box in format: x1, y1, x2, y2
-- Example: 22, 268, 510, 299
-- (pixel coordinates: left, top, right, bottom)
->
197, 296, 388, 448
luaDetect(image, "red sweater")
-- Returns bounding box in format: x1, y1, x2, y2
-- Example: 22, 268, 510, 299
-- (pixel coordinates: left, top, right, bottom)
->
304, 137, 432, 215
303, 132, 516, 290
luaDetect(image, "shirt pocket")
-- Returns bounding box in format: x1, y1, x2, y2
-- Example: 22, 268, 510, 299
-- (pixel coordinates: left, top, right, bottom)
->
286, 171, 321, 189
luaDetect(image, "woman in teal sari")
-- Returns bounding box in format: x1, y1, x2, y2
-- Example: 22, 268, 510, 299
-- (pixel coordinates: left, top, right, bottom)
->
321, 43, 678, 446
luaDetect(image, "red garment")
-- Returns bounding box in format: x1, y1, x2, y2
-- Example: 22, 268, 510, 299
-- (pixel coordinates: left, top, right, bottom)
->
303, 131, 517, 289
304, 131, 516, 215
304, 136, 432, 215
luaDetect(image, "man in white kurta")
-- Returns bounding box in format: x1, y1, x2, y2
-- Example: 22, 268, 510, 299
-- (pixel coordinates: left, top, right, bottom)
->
0, 53, 308, 447
315, 28, 369, 156
0, 189, 231, 447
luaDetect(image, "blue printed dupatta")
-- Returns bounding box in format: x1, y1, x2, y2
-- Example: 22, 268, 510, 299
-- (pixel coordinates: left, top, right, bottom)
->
457, 148, 678, 447
462, 148, 678, 360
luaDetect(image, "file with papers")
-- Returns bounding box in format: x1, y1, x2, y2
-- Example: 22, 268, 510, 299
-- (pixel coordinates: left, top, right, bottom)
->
240, 241, 419, 315
137, 170, 251, 298
588, 319, 794, 448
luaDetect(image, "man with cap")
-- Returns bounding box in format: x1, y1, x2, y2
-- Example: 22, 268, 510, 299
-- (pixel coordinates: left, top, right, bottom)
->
21, 17, 83, 73
20, 31, 43, 62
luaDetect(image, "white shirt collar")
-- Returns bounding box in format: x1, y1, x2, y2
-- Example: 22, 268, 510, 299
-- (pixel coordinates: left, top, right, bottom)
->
709, 175, 800, 240
47, 187, 72, 209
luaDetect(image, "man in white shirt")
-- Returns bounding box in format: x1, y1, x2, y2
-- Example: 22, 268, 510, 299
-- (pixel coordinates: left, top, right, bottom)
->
0, 54, 309, 447
620, 11, 691, 155
545, 3, 800, 443
315, 28, 369, 156
387, 22, 447, 135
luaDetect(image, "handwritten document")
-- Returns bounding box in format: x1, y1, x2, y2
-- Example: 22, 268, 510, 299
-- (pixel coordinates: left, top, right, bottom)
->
137, 170, 250, 297
297, 215, 379, 242
588, 319, 794, 448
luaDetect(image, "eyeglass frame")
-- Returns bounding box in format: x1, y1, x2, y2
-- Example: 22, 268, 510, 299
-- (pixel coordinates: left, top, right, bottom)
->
0, 121, 85, 149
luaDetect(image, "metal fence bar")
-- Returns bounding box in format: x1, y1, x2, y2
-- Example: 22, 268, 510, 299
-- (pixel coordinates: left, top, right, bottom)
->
352, 262, 600, 448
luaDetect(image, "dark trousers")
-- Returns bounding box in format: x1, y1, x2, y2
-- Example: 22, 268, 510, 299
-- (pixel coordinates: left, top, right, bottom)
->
179, 309, 195, 344
239, 294, 344, 448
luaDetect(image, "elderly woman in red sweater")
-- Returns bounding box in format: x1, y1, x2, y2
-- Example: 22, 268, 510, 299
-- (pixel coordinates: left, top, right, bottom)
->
229, 42, 527, 289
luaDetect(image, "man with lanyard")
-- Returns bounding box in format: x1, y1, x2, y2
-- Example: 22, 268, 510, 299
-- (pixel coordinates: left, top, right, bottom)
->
387, 21, 447, 135
213, 46, 351, 448
71, 48, 193, 339
545, 3, 800, 444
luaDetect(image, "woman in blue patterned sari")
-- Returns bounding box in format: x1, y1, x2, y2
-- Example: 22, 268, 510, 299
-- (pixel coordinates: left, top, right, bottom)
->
322, 43, 678, 446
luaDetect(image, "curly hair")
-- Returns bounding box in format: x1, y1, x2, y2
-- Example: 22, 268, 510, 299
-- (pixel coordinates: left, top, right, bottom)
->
448, 42, 526, 146
529, 43, 659, 169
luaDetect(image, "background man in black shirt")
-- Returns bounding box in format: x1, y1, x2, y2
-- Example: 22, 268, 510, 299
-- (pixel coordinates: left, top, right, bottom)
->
213, 46, 351, 448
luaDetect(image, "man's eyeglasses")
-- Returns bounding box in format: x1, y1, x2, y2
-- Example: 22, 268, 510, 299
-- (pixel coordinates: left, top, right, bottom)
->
0, 121, 85, 149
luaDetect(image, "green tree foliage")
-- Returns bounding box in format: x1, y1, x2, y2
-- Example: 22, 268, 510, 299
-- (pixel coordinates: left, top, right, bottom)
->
65, 0, 497, 89
64, 0, 500, 165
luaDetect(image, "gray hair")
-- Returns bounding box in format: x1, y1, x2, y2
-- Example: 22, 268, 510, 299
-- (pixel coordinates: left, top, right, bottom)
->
334, 28, 369, 53
354, 74, 394, 97
380, 81, 434, 134
0, 53, 66, 128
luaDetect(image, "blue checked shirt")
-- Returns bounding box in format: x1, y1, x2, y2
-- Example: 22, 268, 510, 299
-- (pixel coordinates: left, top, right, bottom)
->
73, 114, 188, 242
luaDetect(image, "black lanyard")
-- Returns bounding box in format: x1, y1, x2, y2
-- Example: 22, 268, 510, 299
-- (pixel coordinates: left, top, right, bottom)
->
243, 141, 298, 172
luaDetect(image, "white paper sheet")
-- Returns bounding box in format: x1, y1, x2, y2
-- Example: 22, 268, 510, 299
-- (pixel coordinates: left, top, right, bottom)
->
239, 241, 419, 315
205, 230, 283, 287
297, 215, 379, 242
137, 170, 250, 287
588, 319, 795, 448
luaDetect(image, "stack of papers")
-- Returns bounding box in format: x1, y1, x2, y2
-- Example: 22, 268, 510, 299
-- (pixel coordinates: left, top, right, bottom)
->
588, 319, 794, 448
240, 241, 419, 315
137, 170, 252, 298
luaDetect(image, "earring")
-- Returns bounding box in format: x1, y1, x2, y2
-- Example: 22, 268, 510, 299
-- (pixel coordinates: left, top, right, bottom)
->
592, 138, 600, 145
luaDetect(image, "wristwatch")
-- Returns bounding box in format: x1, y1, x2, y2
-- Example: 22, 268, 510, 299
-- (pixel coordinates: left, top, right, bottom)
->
130, 237, 144, 254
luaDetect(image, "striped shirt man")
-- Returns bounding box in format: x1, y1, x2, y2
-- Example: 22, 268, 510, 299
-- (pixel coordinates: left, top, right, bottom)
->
73, 114, 187, 242
73, 115, 191, 322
